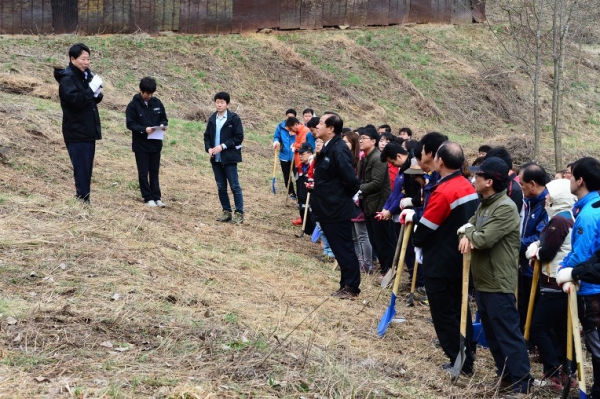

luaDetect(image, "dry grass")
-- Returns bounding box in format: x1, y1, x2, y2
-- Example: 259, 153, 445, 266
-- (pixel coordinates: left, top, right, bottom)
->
0, 22, 598, 398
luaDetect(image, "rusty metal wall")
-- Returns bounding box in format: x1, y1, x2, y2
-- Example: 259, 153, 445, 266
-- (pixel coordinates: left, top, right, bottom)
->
0, 0, 484, 34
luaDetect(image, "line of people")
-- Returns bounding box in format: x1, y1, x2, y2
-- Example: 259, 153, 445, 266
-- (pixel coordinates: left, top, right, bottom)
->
274, 108, 600, 398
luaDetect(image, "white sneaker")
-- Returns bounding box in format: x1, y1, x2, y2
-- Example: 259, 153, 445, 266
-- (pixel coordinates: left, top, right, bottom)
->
145, 200, 157, 207
155, 200, 167, 207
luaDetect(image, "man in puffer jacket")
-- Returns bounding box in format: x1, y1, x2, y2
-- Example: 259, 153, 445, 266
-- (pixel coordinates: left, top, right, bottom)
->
54, 43, 103, 204
555, 157, 600, 399
526, 178, 576, 389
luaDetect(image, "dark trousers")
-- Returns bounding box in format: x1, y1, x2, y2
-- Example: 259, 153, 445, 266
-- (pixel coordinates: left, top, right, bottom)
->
426, 277, 476, 373
365, 215, 396, 275
518, 272, 535, 332
320, 219, 361, 293
477, 291, 533, 393
66, 141, 95, 202
578, 294, 600, 398
135, 151, 161, 202
211, 162, 244, 213
280, 160, 296, 196
530, 290, 568, 377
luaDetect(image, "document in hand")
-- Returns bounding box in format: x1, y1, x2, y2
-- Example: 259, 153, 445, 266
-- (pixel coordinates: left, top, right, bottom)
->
147, 126, 165, 140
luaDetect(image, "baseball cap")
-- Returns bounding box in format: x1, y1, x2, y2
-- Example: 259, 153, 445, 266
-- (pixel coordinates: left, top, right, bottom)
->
476, 157, 508, 181
298, 142, 314, 154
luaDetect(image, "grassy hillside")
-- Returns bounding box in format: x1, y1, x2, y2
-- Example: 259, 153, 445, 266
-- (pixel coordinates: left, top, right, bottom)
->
0, 21, 598, 398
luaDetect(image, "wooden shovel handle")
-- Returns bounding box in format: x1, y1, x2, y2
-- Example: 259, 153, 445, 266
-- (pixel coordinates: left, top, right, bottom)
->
301, 192, 310, 231
392, 223, 412, 296
568, 286, 586, 394
459, 251, 471, 336
524, 259, 541, 341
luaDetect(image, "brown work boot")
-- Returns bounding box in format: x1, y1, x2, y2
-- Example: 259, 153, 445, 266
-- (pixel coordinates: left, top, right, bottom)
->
216, 211, 232, 222
231, 211, 244, 224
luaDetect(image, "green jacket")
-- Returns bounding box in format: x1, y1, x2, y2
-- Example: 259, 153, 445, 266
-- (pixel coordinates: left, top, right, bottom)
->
462, 190, 520, 293
358, 148, 390, 216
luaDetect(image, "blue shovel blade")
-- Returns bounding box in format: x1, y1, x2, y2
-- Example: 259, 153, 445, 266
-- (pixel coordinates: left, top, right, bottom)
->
377, 292, 397, 337
271, 178, 276, 194
311, 226, 320, 243
580, 389, 588, 398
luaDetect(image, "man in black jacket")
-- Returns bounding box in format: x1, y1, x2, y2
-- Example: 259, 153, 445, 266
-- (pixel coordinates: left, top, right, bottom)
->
54, 43, 103, 204
126, 77, 169, 207
310, 112, 362, 299
203, 92, 245, 224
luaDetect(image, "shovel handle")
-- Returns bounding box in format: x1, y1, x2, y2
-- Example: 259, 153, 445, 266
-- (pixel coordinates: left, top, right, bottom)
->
301, 192, 310, 232
524, 259, 541, 341
568, 286, 586, 395
410, 259, 419, 294
459, 251, 471, 336
392, 223, 412, 296
273, 148, 279, 177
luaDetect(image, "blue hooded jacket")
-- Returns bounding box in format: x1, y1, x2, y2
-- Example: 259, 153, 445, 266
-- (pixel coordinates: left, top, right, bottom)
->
562, 191, 600, 296
273, 120, 295, 162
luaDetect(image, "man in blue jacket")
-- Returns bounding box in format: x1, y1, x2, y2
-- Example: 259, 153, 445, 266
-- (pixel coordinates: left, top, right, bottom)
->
204, 92, 244, 224
517, 163, 549, 331
272, 109, 297, 200
556, 157, 600, 399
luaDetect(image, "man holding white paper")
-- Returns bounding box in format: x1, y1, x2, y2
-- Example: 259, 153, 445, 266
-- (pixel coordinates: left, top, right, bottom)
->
126, 77, 169, 207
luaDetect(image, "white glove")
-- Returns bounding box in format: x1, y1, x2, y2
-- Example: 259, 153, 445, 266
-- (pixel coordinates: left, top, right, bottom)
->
273, 142, 280, 150
89, 74, 103, 92
457, 223, 474, 235
556, 267, 574, 285
352, 191, 360, 203
400, 197, 413, 209
525, 242, 540, 260
415, 247, 423, 264
400, 209, 415, 225
562, 281, 575, 294
93, 87, 102, 98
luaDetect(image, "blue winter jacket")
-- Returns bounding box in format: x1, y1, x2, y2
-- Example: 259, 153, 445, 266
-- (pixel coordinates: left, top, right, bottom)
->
520, 188, 548, 277
562, 191, 600, 296
273, 120, 295, 162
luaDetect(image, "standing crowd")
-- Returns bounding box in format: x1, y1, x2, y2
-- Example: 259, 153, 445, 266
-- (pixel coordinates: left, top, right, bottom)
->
55, 43, 600, 398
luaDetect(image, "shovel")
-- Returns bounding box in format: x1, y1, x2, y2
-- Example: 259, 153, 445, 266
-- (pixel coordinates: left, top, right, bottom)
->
377, 223, 412, 337
524, 259, 541, 342
568, 284, 588, 399
271, 148, 279, 194
285, 166, 295, 206
562, 300, 573, 399
381, 223, 406, 288
451, 250, 471, 383
406, 259, 419, 307
295, 192, 310, 238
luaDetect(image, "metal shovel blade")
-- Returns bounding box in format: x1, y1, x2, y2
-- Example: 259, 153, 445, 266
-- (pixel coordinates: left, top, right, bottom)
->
451, 334, 466, 383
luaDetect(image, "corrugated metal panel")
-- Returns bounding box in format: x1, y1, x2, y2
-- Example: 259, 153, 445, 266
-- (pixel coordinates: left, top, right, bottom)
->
206, 0, 232, 34
79, 0, 106, 34
428, 0, 452, 24
345, 0, 367, 27
179, 0, 206, 33
103, 0, 130, 33
366, 0, 389, 26
0, 0, 483, 34
157, 0, 180, 31
322, 0, 346, 27
451, 0, 472, 24
389, 0, 410, 24
130, 0, 157, 32
280, 0, 302, 30
232, 0, 279, 32
300, 0, 323, 30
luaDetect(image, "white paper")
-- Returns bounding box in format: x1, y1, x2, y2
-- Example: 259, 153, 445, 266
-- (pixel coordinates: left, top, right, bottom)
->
147, 126, 165, 140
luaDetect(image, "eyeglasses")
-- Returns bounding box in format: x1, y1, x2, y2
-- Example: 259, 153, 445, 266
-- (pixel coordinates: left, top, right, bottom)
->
359, 136, 374, 141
